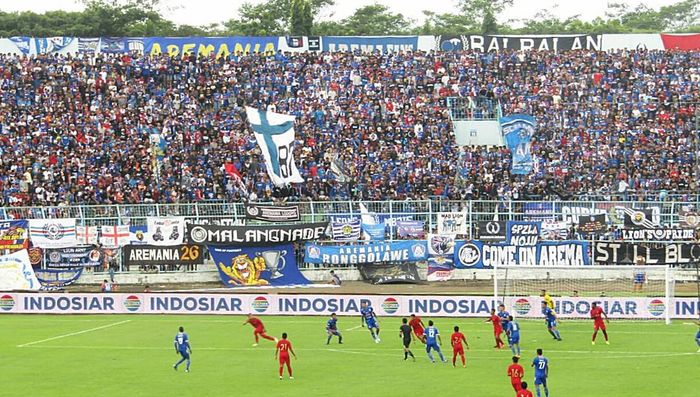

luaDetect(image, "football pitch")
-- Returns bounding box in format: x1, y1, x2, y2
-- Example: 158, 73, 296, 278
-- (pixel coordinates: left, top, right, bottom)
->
1, 315, 698, 397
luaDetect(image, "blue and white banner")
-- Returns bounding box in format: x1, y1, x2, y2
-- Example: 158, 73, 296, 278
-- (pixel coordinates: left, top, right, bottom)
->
8, 37, 31, 54
322, 36, 419, 52
35, 37, 74, 54
454, 240, 590, 269
376, 214, 414, 227
145, 37, 277, 57
246, 107, 304, 187
362, 222, 386, 241
35, 268, 84, 289
506, 221, 541, 246
305, 241, 428, 265
427, 257, 454, 282
209, 244, 308, 287
45, 247, 103, 268
77, 38, 99, 52
129, 226, 150, 245
0, 250, 40, 291
501, 114, 536, 175
28, 219, 77, 249
100, 37, 128, 53
397, 220, 425, 238
331, 218, 361, 241
437, 212, 468, 235
523, 202, 554, 221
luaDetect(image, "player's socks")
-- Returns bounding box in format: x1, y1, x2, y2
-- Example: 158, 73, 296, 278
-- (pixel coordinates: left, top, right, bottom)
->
427, 352, 434, 362
554, 330, 562, 340
535, 386, 541, 397
338, 335, 343, 344
404, 351, 408, 360
461, 355, 466, 366
327, 335, 332, 345
544, 387, 549, 397
438, 351, 446, 363
548, 329, 557, 339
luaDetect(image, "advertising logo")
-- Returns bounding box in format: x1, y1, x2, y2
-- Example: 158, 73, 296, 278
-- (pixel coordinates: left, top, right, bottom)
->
513, 298, 531, 315
0, 294, 15, 311
124, 295, 141, 312
251, 296, 269, 313
382, 297, 399, 314
458, 243, 481, 267
647, 299, 665, 317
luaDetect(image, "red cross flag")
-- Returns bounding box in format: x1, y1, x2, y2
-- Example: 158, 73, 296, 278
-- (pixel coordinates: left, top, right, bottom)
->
99, 225, 130, 248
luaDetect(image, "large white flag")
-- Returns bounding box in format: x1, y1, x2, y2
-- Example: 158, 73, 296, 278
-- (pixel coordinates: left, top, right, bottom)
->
146, 217, 185, 246
75, 226, 99, 245
28, 219, 77, 248
99, 225, 131, 248
0, 249, 40, 291
246, 106, 304, 186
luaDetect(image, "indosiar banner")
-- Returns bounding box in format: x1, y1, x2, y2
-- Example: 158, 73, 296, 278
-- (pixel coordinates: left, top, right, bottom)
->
454, 240, 590, 268
3, 293, 696, 318
209, 244, 309, 287
322, 36, 419, 52
304, 241, 428, 265
144, 37, 277, 57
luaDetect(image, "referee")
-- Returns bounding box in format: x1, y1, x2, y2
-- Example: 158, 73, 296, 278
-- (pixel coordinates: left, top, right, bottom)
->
400, 318, 416, 361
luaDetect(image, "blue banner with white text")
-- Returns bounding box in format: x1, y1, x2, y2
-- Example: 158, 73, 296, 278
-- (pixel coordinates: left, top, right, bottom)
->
501, 114, 536, 175
454, 240, 590, 269
209, 244, 308, 287
304, 241, 428, 265
506, 221, 541, 246
322, 36, 419, 52
144, 37, 278, 57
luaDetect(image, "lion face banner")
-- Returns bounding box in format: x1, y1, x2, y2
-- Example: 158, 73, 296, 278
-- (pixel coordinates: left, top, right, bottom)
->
208, 243, 309, 287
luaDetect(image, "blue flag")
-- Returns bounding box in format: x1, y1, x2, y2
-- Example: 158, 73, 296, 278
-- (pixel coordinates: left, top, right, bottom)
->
501, 114, 535, 175
209, 244, 309, 287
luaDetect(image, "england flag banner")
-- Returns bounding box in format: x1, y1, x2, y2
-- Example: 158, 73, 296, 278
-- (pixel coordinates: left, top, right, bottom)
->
146, 217, 185, 246
28, 219, 77, 248
75, 226, 98, 245
99, 225, 131, 248
246, 106, 304, 187
501, 114, 535, 175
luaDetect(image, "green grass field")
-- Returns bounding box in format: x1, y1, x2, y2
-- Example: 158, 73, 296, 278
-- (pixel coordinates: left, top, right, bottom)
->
1, 315, 698, 397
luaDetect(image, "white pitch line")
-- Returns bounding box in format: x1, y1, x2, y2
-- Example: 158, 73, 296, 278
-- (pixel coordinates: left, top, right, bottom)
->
345, 325, 363, 331
17, 320, 132, 348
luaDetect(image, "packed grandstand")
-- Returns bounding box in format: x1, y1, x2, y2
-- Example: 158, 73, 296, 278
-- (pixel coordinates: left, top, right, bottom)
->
0, 34, 698, 207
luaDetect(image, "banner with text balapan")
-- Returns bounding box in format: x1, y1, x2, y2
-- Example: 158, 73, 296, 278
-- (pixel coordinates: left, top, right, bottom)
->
2, 293, 696, 319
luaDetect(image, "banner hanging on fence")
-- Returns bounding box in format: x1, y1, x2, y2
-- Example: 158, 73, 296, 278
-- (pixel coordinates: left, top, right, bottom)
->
0, 250, 40, 291
99, 225, 130, 247
593, 242, 700, 267
437, 213, 468, 235
397, 220, 425, 238
245, 204, 300, 222
620, 229, 695, 241
427, 257, 454, 282
129, 226, 150, 245
123, 244, 204, 267
501, 114, 536, 175
146, 217, 185, 246
622, 208, 659, 229
331, 218, 361, 241
144, 36, 277, 57
0, 220, 29, 251
322, 36, 419, 52
75, 226, 98, 245
577, 214, 607, 233
506, 221, 541, 246
478, 221, 506, 242
34, 268, 84, 288
435, 34, 601, 52
45, 247, 103, 268
454, 240, 590, 269
523, 202, 555, 221
28, 219, 77, 248
357, 262, 421, 284
362, 222, 386, 241
209, 244, 308, 287
304, 241, 428, 265
189, 222, 327, 246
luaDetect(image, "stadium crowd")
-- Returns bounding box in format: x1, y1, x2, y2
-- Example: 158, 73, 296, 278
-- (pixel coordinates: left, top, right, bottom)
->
0, 48, 698, 206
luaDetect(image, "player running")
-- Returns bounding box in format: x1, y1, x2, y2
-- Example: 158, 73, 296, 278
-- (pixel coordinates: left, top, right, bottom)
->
507, 356, 525, 393
275, 332, 297, 380
485, 308, 505, 348
540, 290, 554, 309
590, 302, 609, 345
360, 302, 380, 343
326, 313, 343, 345
399, 318, 416, 361
423, 320, 447, 363
243, 313, 277, 346
450, 325, 469, 367
531, 349, 550, 397
408, 314, 426, 343
505, 315, 522, 356
517, 382, 534, 397
541, 302, 562, 341
173, 326, 192, 373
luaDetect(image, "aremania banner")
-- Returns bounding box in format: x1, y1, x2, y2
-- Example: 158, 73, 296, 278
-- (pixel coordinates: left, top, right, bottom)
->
146, 217, 185, 246
0, 250, 40, 291
188, 223, 327, 246
454, 240, 590, 268
0, 220, 29, 251
304, 241, 428, 265
501, 114, 536, 175
28, 219, 77, 248
144, 37, 277, 57
123, 245, 204, 267
209, 244, 308, 287
2, 293, 695, 318
322, 36, 419, 52
246, 107, 304, 187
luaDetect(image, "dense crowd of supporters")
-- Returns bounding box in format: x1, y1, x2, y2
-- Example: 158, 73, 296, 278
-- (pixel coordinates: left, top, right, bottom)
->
0, 48, 698, 206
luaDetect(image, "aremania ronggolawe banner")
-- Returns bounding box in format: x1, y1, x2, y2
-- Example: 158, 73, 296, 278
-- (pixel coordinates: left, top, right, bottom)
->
357, 263, 421, 285
436, 34, 602, 52
188, 223, 327, 246
45, 247, 103, 268
3, 293, 696, 318
620, 229, 695, 241
0, 220, 29, 251
244, 204, 300, 222
123, 245, 204, 267
208, 244, 308, 287
593, 242, 700, 267
304, 241, 428, 265
454, 240, 590, 269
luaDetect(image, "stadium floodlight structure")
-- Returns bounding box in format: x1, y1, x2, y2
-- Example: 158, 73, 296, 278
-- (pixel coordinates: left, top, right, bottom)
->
493, 265, 674, 325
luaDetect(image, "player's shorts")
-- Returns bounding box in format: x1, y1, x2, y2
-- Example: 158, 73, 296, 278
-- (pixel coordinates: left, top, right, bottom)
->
365, 319, 378, 329
494, 328, 503, 335
413, 329, 424, 339
453, 347, 464, 355
546, 320, 557, 328
426, 342, 441, 353
510, 333, 520, 344
254, 326, 265, 334
594, 321, 606, 331
634, 275, 645, 284
534, 375, 547, 386
178, 350, 190, 359
327, 329, 340, 336
403, 338, 411, 348
279, 355, 290, 365
511, 380, 522, 391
